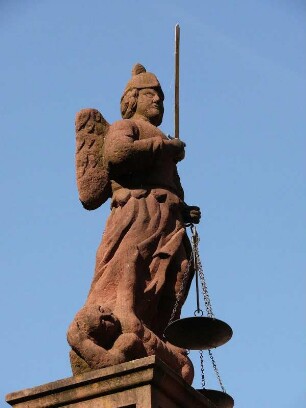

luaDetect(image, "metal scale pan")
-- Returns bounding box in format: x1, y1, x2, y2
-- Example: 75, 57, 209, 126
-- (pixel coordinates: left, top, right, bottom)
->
197, 389, 234, 408
164, 316, 233, 350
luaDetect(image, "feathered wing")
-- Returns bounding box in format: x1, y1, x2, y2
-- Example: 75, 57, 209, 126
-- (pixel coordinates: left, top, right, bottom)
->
75, 108, 111, 210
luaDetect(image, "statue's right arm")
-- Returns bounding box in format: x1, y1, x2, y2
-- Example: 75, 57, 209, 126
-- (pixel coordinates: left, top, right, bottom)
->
104, 120, 184, 176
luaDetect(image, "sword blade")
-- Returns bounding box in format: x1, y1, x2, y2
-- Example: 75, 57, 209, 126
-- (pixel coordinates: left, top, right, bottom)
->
174, 24, 180, 139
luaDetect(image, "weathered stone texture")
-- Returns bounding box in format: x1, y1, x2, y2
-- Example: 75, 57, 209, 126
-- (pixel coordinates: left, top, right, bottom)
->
6, 356, 214, 408
68, 64, 201, 383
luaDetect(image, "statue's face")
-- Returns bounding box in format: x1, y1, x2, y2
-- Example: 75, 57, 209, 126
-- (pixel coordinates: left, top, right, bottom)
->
135, 87, 164, 126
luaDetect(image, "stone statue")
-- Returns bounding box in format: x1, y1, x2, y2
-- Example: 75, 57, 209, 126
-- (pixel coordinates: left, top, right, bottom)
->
67, 64, 201, 385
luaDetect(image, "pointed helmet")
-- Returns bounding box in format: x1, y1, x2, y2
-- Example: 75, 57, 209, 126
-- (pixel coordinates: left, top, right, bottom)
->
123, 63, 163, 95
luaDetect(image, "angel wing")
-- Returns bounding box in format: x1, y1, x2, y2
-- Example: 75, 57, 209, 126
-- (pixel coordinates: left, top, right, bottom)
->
75, 108, 111, 210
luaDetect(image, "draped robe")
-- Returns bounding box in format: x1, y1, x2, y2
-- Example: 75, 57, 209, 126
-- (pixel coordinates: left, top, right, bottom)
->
86, 118, 192, 337
68, 118, 194, 383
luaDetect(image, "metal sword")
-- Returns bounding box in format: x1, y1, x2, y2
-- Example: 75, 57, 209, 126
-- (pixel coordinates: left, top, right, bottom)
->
174, 24, 180, 139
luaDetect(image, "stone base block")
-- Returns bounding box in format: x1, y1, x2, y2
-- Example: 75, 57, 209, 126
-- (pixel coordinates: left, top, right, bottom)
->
6, 356, 215, 407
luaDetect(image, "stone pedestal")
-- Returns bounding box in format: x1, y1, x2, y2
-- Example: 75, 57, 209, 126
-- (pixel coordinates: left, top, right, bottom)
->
6, 356, 215, 408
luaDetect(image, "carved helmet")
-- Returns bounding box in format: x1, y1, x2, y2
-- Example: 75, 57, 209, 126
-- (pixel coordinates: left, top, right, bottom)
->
123, 63, 163, 96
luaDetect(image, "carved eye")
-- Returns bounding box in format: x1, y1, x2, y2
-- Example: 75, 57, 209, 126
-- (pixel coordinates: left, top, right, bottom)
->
144, 92, 155, 98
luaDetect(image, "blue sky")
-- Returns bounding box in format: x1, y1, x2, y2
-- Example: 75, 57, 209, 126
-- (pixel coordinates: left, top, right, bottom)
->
1, 1, 305, 407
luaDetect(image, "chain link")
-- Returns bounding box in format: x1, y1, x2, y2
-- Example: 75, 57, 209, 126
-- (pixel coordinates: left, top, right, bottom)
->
199, 350, 206, 389
208, 349, 226, 393
191, 225, 215, 318
167, 224, 215, 325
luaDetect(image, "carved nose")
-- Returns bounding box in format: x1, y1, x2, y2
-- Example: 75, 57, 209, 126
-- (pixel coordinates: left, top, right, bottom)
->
153, 94, 160, 102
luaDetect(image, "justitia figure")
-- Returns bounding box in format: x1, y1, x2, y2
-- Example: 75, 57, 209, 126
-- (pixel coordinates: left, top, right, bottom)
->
67, 64, 201, 384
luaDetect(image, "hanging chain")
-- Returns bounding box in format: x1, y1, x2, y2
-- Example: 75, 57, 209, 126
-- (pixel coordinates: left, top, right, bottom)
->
199, 350, 206, 389
191, 225, 215, 318
208, 349, 226, 393
168, 224, 215, 325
